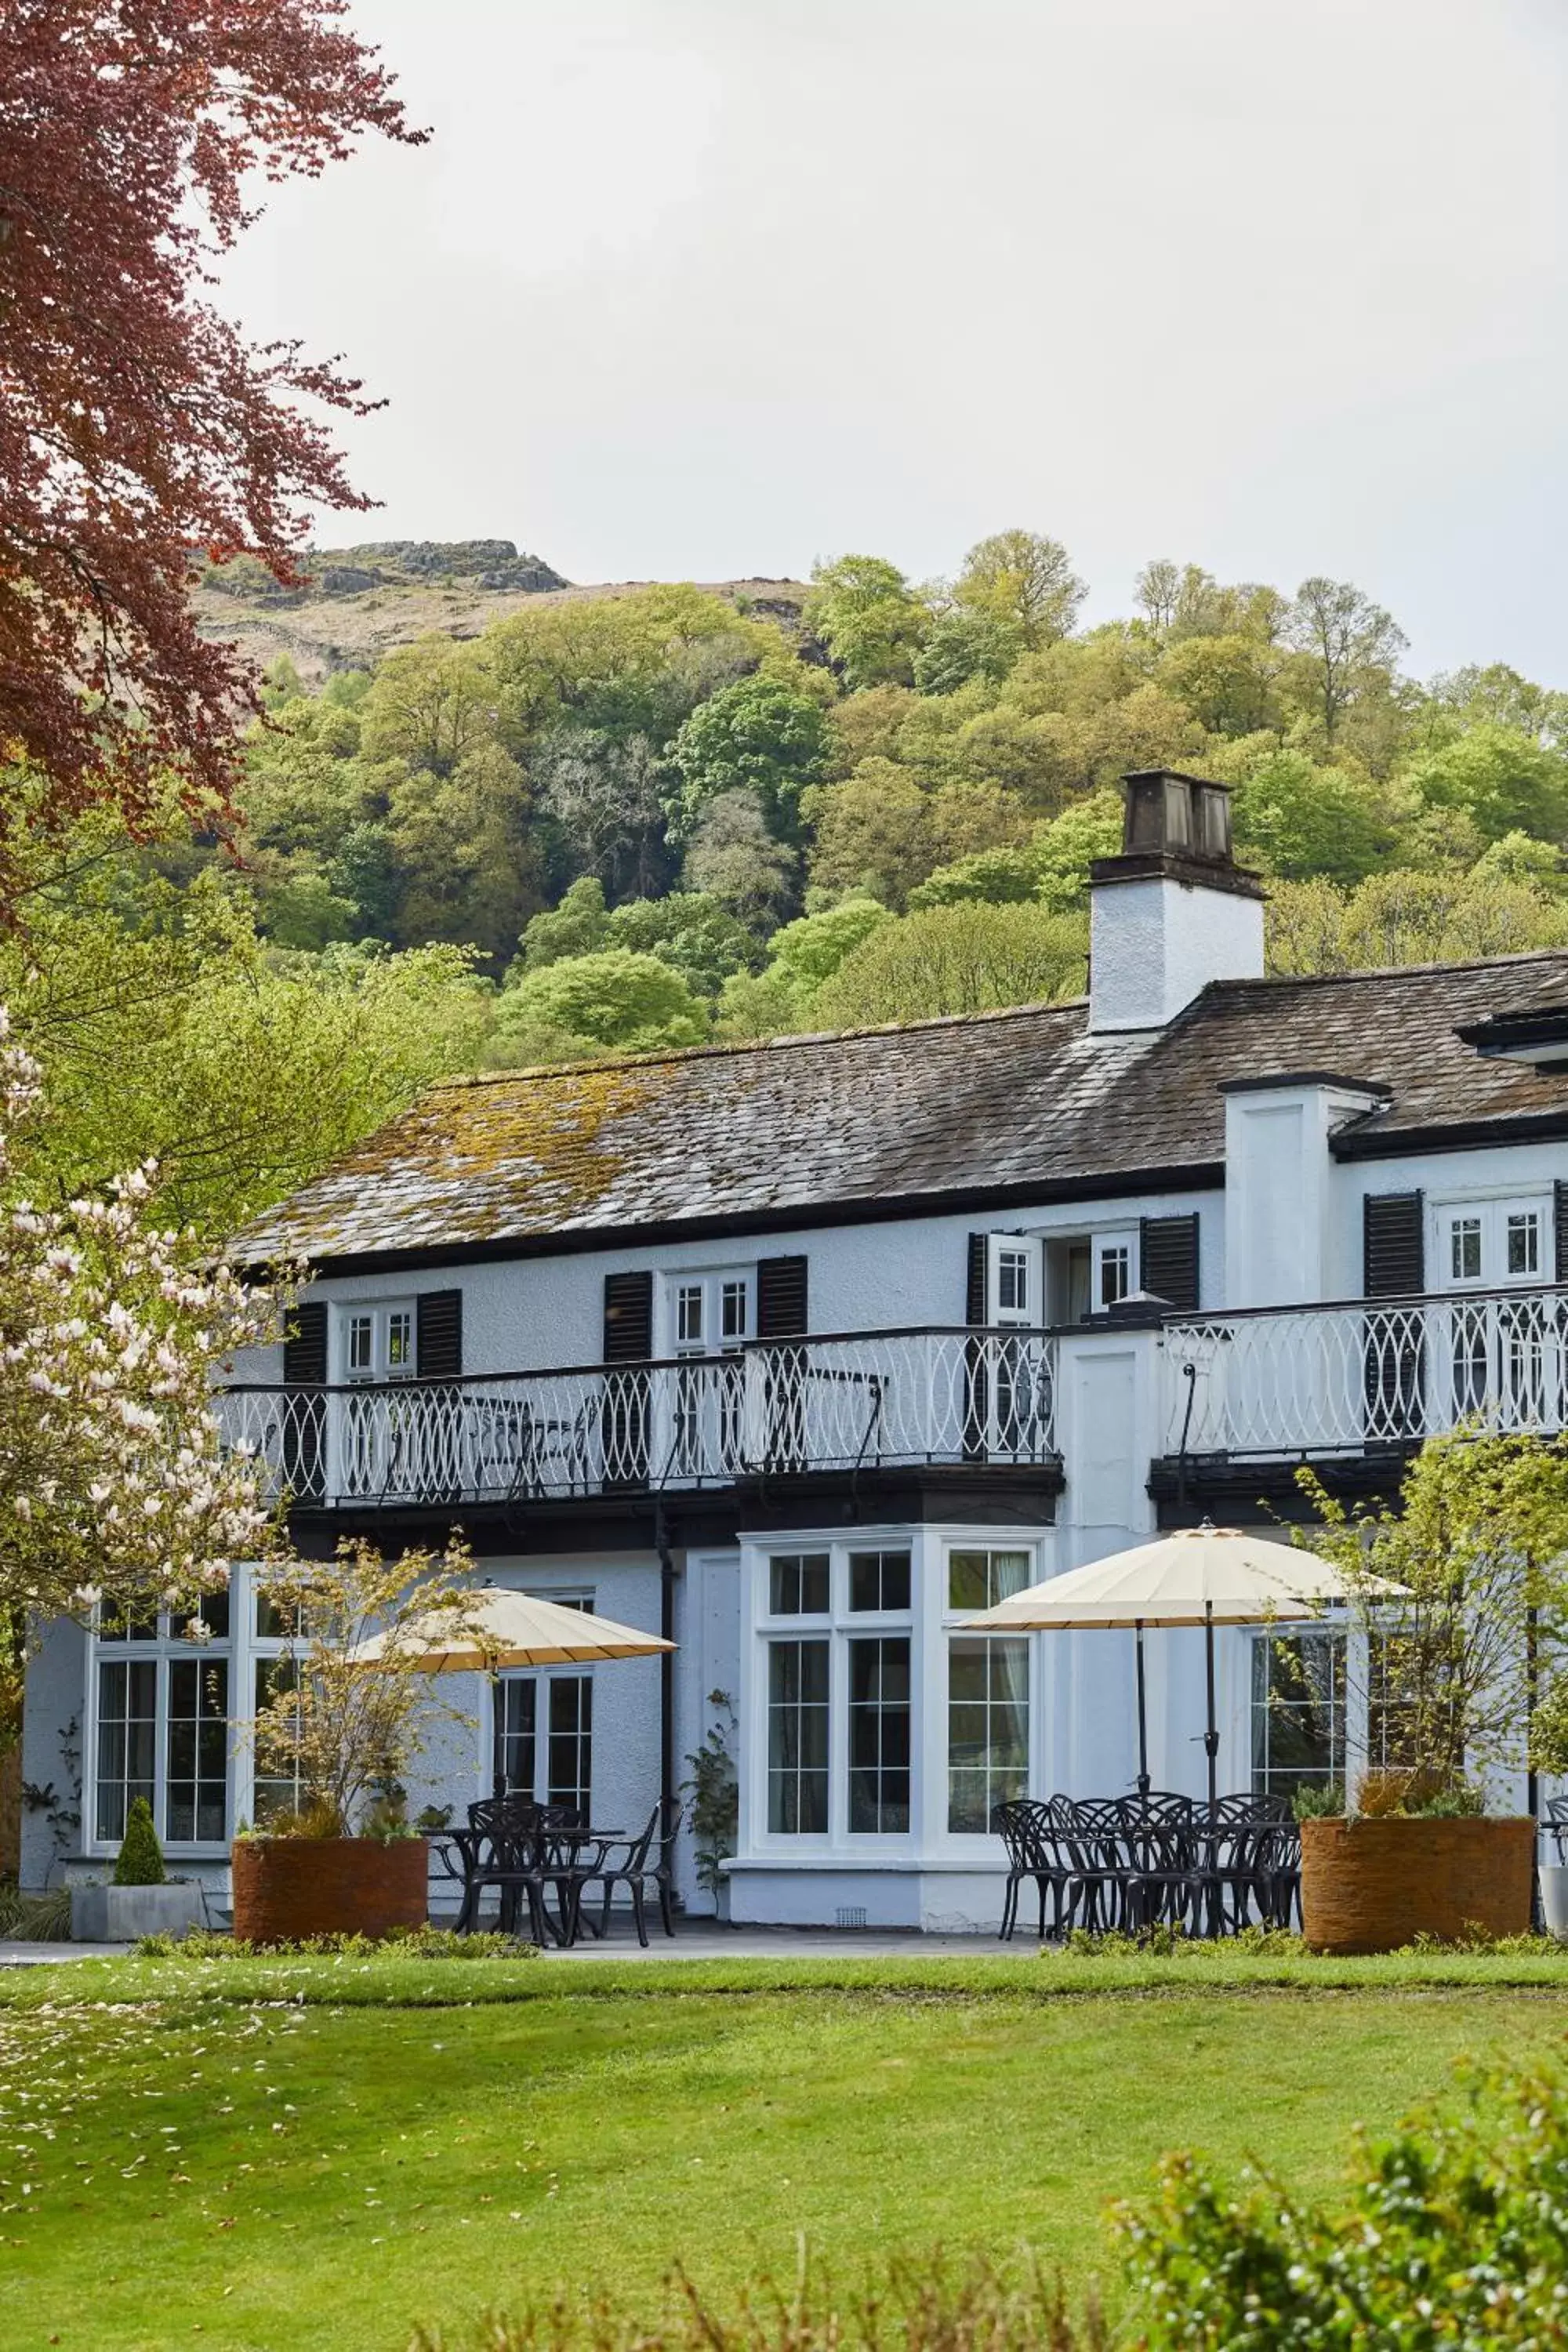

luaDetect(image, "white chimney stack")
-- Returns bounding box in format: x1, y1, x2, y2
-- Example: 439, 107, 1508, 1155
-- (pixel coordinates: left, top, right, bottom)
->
1087, 770, 1265, 1033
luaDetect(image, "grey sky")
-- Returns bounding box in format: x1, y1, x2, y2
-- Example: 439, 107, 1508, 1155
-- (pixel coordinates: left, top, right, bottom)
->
223, 0, 1568, 681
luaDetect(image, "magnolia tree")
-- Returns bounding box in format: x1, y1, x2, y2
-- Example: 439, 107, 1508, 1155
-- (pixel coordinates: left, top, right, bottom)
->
0, 1006, 278, 1635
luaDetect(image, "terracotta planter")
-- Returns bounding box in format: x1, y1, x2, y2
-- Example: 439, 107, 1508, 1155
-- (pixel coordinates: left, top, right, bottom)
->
1301, 1814, 1534, 1955
230, 1835, 429, 1944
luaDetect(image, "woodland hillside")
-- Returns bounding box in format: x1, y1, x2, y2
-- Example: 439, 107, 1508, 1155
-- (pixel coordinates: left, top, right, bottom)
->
11, 528, 1568, 1242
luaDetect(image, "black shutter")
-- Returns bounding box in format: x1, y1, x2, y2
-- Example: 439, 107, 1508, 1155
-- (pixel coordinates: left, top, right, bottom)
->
964, 1233, 989, 1461
966, 1232, 988, 1326
756, 1255, 808, 1338
1555, 1181, 1568, 1283
602, 1271, 652, 1486
1363, 1191, 1425, 1440
603, 1271, 654, 1361
1363, 1192, 1425, 1297
756, 1256, 808, 1471
281, 1301, 327, 1504
282, 1300, 327, 1385
1141, 1214, 1200, 1313
416, 1290, 463, 1378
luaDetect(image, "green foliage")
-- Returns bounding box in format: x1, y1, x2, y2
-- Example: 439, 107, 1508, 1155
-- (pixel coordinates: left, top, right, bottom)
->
517, 876, 609, 972
765, 897, 893, 993
1117, 2063, 1568, 2348
681, 1691, 739, 1897
1298, 1431, 1568, 1799
1029, 792, 1124, 912
1225, 745, 1391, 882
604, 893, 760, 998
1399, 720, 1568, 844
802, 760, 931, 909
669, 673, 829, 840
681, 790, 799, 928
913, 609, 1025, 696
500, 949, 707, 1054
952, 528, 1085, 646
136, 1926, 532, 1960
113, 1797, 165, 1887
815, 902, 1086, 1029
804, 555, 928, 690
908, 848, 1039, 909
1266, 866, 1568, 977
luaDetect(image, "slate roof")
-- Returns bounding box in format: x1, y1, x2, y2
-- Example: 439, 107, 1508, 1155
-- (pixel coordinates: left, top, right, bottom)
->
231, 950, 1568, 1271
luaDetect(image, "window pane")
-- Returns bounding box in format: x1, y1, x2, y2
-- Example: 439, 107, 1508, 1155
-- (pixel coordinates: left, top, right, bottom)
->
720, 1279, 749, 1341
997, 1249, 1029, 1314
1252, 1631, 1344, 1798
495, 1675, 539, 1798
1450, 1219, 1482, 1281
849, 1551, 911, 1613
848, 1637, 910, 1834
948, 1548, 1031, 1611
1508, 1213, 1540, 1276
677, 1284, 704, 1345
96, 1657, 157, 1842
165, 1657, 227, 1846
767, 1640, 829, 1834
387, 1311, 413, 1370
348, 1314, 374, 1372
252, 1657, 303, 1825
769, 1553, 829, 1615
947, 1637, 1028, 1833
546, 1676, 592, 1819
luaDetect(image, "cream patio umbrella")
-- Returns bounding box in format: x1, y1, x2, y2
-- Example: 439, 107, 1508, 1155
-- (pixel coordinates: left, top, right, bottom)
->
964, 1523, 1405, 1807
351, 1584, 674, 1796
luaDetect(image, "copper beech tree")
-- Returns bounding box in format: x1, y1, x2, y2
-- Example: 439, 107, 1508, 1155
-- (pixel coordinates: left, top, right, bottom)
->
0, 0, 425, 892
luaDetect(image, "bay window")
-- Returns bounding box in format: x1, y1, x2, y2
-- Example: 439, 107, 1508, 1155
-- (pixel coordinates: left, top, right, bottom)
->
944, 1547, 1033, 1834
93, 1595, 234, 1849
758, 1543, 914, 1841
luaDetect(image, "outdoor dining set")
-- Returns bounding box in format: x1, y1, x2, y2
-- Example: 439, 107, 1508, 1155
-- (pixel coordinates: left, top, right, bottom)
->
993, 1791, 1300, 1941
430, 1794, 681, 1947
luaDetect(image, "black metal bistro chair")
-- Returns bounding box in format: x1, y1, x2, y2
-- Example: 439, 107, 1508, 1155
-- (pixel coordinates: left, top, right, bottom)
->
451, 1797, 584, 1940
993, 1799, 1072, 1941
564, 1801, 681, 1947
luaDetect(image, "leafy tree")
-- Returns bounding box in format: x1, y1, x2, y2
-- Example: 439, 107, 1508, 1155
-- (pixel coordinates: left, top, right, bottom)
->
824, 682, 920, 777
1223, 746, 1391, 883
0, 0, 419, 891
1158, 632, 1279, 737
516, 877, 609, 973
1429, 661, 1568, 747
766, 897, 893, 994
680, 790, 798, 929
358, 637, 496, 777
114, 1797, 165, 1887
1029, 791, 1125, 912
927, 780, 1033, 864
913, 609, 1025, 695
713, 966, 807, 1044
804, 555, 928, 690
1471, 829, 1568, 895
255, 864, 360, 951
803, 760, 933, 909
604, 893, 760, 998
486, 584, 770, 747
531, 726, 672, 902
908, 849, 1040, 909
668, 672, 830, 840
953, 528, 1085, 646
325, 822, 405, 938
384, 740, 544, 960
1265, 868, 1568, 976
1285, 576, 1407, 741
498, 949, 706, 1054
1397, 722, 1568, 846
814, 902, 1087, 1028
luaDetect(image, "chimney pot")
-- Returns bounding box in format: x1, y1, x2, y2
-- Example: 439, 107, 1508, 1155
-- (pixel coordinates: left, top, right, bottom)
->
1088, 770, 1265, 1033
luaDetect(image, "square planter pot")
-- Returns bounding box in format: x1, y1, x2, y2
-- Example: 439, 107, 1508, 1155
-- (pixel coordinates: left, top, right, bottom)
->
1301, 1815, 1534, 1955
1540, 1862, 1568, 1942
230, 1835, 430, 1944
71, 1881, 207, 1944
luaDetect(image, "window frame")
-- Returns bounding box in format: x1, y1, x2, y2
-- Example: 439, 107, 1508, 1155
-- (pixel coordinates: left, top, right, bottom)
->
338, 1298, 418, 1382
85, 1587, 241, 1857
941, 1544, 1036, 1842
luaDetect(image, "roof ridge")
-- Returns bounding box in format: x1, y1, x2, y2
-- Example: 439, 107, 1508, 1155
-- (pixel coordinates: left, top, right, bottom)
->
1200, 944, 1568, 998
434, 992, 1093, 1091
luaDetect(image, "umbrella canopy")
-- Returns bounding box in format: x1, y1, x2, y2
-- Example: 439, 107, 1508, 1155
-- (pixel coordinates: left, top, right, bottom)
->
965, 1525, 1402, 1632
350, 1585, 674, 1674
963, 1523, 1404, 1806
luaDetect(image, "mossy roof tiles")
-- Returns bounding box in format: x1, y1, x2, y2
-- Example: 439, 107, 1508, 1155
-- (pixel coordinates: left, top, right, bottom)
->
230, 951, 1568, 1268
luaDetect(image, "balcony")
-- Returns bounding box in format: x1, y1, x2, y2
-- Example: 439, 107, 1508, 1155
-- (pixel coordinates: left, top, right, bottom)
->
216, 1327, 1060, 1513
1161, 1283, 1568, 1462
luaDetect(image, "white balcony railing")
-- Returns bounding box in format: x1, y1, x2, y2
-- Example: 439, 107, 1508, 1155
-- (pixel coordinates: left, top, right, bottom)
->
217, 1327, 1058, 1509
1161, 1284, 1568, 1460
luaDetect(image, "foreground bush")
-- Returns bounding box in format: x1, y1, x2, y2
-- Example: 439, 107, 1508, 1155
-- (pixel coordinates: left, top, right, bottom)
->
409, 2257, 1105, 2352
1119, 2061, 1568, 2345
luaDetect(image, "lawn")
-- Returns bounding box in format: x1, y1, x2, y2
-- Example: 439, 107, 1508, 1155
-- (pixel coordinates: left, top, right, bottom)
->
5, 1953, 1568, 2352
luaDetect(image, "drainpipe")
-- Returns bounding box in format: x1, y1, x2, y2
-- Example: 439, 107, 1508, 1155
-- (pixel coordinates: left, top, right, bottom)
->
654, 1502, 677, 1826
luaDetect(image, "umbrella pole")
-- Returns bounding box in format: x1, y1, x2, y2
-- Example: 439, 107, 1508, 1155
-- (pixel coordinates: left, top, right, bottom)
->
1203, 1601, 1219, 1813
491, 1665, 506, 1800
1134, 1620, 1150, 1800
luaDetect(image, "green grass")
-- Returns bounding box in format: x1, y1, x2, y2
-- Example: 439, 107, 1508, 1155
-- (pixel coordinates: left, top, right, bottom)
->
5, 1953, 1568, 2351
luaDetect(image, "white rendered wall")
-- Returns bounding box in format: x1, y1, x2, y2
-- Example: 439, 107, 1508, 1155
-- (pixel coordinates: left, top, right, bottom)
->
1225, 1083, 1388, 1308
1089, 876, 1265, 1033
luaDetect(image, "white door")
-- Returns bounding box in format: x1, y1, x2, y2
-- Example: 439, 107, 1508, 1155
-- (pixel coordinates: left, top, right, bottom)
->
984, 1236, 1049, 1461
1432, 1199, 1555, 1428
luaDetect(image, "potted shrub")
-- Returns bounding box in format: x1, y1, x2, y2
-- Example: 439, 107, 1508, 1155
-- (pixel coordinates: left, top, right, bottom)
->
235, 1537, 477, 1944
1296, 1432, 1568, 1954
682, 1690, 738, 1922
71, 1796, 206, 1942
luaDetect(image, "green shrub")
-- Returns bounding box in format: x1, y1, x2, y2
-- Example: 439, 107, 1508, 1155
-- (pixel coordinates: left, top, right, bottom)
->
1117, 2061, 1568, 2346
409, 2255, 1102, 2352
0, 1883, 73, 1940
135, 1925, 534, 1960
113, 1797, 165, 1886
